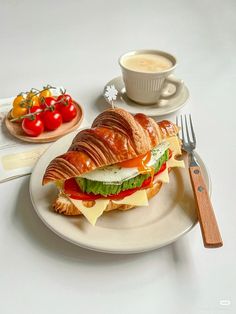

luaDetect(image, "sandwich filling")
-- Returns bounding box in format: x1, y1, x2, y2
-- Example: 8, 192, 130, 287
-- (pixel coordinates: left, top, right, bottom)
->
61, 142, 170, 201
56, 135, 185, 225
77, 142, 170, 196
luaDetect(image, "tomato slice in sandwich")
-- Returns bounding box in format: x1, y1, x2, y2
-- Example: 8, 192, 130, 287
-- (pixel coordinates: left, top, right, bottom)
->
64, 178, 101, 200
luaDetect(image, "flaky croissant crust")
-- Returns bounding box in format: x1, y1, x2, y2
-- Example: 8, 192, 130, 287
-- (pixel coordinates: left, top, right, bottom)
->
43, 108, 178, 185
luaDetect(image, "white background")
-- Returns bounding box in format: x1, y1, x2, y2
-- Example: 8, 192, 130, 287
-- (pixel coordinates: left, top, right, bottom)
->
0, 0, 236, 313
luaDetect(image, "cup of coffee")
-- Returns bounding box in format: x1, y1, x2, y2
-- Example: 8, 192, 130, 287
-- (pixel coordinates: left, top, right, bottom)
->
119, 50, 184, 105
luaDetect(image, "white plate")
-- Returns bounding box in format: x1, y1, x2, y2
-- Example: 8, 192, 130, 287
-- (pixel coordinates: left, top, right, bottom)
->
30, 131, 210, 254
104, 76, 189, 117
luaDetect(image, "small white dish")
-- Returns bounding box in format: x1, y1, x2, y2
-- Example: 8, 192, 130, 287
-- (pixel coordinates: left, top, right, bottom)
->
30, 131, 210, 254
104, 76, 189, 117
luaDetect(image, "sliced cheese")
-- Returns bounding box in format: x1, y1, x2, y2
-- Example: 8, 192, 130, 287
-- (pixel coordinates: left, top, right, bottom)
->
112, 189, 149, 206
154, 151, 185, 184
167, 156, 185, 168
155, 166, 170, 183
69, 198, 109, 225
166, 136, 182, 155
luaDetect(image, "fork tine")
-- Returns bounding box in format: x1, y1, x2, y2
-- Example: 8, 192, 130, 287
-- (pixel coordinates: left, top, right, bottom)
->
176, 116, 182, 140
189, 114, 196, 144
176, 116, 179, 128
184, 114, 191, 142
180, 115, 186, 143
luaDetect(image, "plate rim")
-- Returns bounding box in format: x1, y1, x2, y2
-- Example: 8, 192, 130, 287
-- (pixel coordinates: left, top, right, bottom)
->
30, 132, 211, 254
104, 76, 189, 117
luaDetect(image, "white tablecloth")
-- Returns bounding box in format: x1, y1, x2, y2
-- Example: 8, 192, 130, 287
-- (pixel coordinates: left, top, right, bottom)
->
0, 1, 235, 313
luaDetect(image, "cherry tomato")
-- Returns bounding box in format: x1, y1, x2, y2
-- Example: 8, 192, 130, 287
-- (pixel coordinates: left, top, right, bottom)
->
39, 88, 52, 100
60, 103, 77, 122
11, 105, 28, 119
27, 91, 37, 99
55, 102, 63, 112
40, 96, 57, 109
31, 97, 40, 107
29, 106, 44, 119
43, 109, 62, 131
22, 116, 44, 137
27, 91, 40, 107
13, 94, 27, 107
57, 94, 72, 106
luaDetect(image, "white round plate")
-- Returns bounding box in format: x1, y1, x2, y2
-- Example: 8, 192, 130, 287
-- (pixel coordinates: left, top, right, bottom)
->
104, 76, 189, 117
30, 131, 210, 254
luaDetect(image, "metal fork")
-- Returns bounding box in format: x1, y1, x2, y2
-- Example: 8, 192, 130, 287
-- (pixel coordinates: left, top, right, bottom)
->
176, 114, 223, 248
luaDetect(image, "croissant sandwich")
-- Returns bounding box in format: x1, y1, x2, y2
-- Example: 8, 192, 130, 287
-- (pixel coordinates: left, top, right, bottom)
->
43, 108, 185, 225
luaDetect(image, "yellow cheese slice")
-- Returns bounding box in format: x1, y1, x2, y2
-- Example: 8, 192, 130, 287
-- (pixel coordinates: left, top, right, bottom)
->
166, 135, 182, 155
167, 156, 185, 168
154, 139, 185, 184
68, 198, 109, 225
165, 135, 185, 168
112, 189, 149, 206
155, 166, 170, 183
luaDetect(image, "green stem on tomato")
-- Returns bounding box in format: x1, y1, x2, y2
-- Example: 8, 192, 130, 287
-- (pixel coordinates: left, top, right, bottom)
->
17, 85, 57, 108
10, 104, 55, 122
10, 109, 43, 122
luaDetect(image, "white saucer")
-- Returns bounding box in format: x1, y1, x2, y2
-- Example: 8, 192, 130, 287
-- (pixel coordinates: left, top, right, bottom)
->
104, 76, 189, 117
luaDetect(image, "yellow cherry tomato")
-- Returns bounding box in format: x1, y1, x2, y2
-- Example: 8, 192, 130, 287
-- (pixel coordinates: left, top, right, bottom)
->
39, 88, 52, 99
27, 91, 40, 107
31, 97, 40, 107
13, 94, 26, 107
11, 105, 28, 119
27, 91, 36, 99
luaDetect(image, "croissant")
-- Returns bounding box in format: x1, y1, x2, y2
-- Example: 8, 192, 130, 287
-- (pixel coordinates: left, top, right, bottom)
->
43, 108, 178, 185
42, 108, 183, 224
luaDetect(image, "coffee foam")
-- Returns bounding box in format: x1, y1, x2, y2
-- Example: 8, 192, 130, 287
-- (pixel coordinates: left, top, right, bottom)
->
122, 53, 173, 73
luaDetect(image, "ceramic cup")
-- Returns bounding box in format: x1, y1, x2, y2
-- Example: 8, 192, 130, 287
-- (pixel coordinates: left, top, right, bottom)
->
119, 50, 184, 105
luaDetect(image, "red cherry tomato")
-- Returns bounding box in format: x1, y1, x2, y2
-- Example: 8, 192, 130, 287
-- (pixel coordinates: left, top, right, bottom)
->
40, 96, 57, 109
28, 106, 44, 119
43, 110, 62, 131
54, 102, 62, 112
60, 103, 77, 122
22, 117, 44, 137
57, 94, 72, 106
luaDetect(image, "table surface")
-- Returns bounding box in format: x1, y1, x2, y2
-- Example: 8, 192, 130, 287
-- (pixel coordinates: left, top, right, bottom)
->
0, 1, 235, 313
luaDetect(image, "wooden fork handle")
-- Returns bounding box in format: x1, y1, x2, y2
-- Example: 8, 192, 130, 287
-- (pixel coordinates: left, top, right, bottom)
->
189, 166, 223, 248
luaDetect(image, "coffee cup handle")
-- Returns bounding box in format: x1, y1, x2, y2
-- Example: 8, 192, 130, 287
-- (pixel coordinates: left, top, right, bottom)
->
160, 75, 184, 100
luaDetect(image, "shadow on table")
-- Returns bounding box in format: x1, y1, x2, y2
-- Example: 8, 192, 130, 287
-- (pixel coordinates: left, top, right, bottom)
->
92, 94, 110, 114
13, 176, 194, 269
